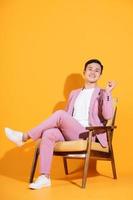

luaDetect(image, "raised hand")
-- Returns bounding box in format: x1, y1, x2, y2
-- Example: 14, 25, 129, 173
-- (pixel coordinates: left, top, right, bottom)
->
105, 80, 117, 93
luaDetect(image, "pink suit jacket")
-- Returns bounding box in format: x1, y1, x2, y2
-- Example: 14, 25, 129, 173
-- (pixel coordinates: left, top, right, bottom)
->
64, 86, 114, 147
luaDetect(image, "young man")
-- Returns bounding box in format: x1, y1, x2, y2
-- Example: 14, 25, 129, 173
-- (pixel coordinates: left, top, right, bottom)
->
4, 59, 116, 190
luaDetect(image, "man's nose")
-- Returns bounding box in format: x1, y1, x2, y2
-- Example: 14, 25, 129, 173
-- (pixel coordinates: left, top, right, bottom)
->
90, 71, 95, 75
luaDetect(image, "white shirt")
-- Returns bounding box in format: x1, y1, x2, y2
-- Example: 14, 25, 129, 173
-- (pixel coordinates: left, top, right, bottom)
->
72, 87, 95, 127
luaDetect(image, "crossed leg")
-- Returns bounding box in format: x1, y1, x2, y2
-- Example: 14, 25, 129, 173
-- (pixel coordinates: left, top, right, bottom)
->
26, 109, 88, 141
5, 109, 95, 188
25, 109, 90, 176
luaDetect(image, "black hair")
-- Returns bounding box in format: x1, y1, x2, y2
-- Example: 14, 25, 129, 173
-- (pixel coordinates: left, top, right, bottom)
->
84, 59, 103, 74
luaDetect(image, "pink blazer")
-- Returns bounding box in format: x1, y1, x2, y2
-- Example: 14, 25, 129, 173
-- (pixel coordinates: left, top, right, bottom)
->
64, 86, 114, 147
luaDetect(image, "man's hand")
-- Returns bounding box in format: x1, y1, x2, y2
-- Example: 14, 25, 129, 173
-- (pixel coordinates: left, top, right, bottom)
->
105, 81, 117, 93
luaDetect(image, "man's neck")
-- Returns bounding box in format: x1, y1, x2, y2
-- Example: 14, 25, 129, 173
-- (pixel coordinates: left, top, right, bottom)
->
84, 82, 97, 89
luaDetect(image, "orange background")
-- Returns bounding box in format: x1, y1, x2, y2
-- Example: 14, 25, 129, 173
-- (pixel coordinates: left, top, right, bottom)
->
0, 0, 133, 199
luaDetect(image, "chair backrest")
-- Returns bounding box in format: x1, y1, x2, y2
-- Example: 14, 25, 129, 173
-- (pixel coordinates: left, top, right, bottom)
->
106, 97, 118, 126
105, 97, 118, 144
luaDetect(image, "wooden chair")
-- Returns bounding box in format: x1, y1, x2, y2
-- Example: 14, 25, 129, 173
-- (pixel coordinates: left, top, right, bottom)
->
29, 98, 118, 188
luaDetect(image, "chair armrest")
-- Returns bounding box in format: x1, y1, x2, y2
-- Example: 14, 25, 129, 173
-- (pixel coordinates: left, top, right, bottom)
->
85, 126, 117, 136
79, 125, 117, 139
85, 125, 117, 131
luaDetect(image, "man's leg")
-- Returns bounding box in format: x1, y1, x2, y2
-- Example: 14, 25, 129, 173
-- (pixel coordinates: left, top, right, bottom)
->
26, 109, 88, 141
5, 109, 93, 146
29, 127, 70, 189
39, 128, 65, 177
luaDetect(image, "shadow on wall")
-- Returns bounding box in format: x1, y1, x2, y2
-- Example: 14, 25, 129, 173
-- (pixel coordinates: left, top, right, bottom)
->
52, 73, 84, 112
0, 73, 99, 185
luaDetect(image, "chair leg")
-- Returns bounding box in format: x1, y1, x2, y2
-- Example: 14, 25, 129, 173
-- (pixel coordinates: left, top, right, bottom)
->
29, 147, 39, 183
63, 157, 68, 175
82, 155, 90, 188
82, 131, 93, 188
111, 152, 117, 179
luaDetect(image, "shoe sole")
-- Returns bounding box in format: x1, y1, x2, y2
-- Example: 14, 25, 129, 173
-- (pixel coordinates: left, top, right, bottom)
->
29, 183, 51, 190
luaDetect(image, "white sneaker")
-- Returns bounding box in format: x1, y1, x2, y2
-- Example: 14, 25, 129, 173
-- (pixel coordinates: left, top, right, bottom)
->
29, 175, 51, 189
4, 127, 24, 146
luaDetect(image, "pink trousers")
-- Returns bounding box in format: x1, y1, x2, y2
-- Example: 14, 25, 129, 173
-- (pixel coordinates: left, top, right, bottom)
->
26, 109, 95, 174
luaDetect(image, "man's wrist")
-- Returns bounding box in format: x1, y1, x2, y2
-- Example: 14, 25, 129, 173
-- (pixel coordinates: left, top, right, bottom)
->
105, 89, 112, 95
104, 90, 112, 101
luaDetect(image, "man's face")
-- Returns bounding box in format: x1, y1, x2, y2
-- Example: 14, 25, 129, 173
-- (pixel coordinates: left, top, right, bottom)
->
83, 63, 102, 83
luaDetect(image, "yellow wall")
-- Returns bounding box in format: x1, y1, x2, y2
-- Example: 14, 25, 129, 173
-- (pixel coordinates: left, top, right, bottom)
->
0, 0, 133, 177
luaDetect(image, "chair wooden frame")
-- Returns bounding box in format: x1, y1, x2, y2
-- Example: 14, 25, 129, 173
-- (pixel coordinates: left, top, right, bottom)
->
29, 106, 117, 188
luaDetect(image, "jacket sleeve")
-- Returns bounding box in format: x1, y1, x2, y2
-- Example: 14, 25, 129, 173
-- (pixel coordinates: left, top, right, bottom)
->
64, 90, 74, 112
101, 90, 114, 120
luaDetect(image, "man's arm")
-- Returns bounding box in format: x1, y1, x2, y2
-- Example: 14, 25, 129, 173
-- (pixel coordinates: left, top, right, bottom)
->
102, 81, 117, 120
101, 90, 114, 120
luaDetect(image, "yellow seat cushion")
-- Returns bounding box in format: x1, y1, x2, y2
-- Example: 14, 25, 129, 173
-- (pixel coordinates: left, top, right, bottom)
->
54, 139, 109, 153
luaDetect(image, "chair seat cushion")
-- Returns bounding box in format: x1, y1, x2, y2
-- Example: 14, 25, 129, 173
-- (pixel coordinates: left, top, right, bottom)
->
54, 139, 109, 152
